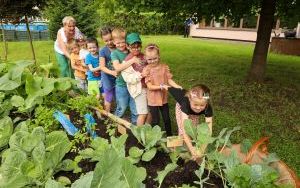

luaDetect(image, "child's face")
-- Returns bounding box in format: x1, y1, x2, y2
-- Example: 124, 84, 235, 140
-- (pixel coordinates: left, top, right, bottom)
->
145, 50, 159, 66
113, 38, 127, 52
102, 34, 115, 49
71, 45, 80, 54
128, 43, 142, 56
190, 100, 207, 113
87, 43, 98, 55
78, 40, 87, 48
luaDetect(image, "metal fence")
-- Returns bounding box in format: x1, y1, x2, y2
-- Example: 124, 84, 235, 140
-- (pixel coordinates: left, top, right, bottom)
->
0, 30, 50, 41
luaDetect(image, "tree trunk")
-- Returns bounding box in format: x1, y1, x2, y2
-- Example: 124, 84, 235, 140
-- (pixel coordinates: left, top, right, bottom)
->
25, 15, 37, 67
247, 0, 276, 82
1, 20, 8, 61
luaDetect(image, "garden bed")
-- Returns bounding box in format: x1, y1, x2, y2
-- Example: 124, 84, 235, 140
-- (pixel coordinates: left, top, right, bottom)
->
53, 108, 224, 188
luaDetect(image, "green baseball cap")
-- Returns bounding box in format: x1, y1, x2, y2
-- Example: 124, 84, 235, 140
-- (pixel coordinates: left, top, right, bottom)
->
126, 32, 141, 45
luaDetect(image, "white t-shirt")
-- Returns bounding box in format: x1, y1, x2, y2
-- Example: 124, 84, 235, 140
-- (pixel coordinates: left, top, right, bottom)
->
79, 49, 89, 60
54, 27, 82, 55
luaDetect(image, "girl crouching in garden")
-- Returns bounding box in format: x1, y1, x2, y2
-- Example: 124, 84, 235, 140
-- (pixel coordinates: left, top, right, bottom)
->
168, 84, 213, 159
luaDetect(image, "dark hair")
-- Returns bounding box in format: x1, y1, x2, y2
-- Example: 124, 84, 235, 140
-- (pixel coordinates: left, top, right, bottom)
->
99, 27, 112, 38
86, 37, 99, 48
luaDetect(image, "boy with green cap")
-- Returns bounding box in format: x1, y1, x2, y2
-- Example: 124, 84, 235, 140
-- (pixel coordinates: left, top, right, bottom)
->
121, 32, 150, 126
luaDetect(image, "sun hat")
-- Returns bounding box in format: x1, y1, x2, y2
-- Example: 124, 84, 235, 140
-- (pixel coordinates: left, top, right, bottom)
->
126, 32, 141, 45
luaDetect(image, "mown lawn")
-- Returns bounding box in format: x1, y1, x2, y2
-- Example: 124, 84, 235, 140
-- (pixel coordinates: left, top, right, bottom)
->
1, 35, 300, 175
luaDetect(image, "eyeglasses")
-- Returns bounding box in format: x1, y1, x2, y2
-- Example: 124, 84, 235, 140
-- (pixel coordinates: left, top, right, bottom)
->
129, 44, 141, 50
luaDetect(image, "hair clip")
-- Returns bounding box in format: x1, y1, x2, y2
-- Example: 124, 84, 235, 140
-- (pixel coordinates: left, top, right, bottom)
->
203, 93, 210, 100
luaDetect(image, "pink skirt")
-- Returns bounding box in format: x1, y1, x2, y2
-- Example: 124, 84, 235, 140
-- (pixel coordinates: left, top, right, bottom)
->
175, 103, 199, 136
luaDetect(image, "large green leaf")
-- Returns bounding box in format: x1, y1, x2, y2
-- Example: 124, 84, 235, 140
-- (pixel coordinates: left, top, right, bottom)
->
0, 61, 33, 91
0, 148, 28, 188
111, 134, 128, 157
79, 137, 110, 162
44, 131, 72, 171
142, 147, 157, 162
45, 179, 65, 188
20, 160, 43, 179
54, 78, 74, 91
131, 124, 163, 150
10, 95, 25, 107
25, 75, 55, 97
20, 127, 45, 153
184, 119, 197, 141
0, 116, 13, 148
91, 149, 123, 188
71, 172, 93, 188
120, 159, 146, 188
154, 163, 177, 188
128, 146, 143, 158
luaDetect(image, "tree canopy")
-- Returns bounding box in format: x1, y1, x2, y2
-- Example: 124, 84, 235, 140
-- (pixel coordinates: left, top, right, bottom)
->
115, 0, 300, 82
43, 0, 99, 39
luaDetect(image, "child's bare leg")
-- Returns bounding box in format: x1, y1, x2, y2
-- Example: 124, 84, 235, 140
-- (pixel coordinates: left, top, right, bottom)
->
146, 112, 152, 124
137, 114, 147, 126
104, 101, 111, 112
96, 94, 101, 100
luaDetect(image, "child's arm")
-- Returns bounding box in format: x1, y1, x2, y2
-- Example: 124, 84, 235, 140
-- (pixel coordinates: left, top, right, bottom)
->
88, 63, 101, 72
71, 57, 85, 72
112, 57, 139, 72
205, 117, 213, 135
168, 79, 182, 89
146, 82, 169, 91
178, 111, 201, 160
100, 57, 117, 77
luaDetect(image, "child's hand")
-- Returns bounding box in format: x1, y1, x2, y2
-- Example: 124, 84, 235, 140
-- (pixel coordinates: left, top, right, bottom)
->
74, 59, 80, 65
111, 71, 118, 77
160, 84, 169, 91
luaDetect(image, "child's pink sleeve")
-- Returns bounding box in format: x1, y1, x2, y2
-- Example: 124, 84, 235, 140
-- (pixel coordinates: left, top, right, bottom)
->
165, 65, 173, 79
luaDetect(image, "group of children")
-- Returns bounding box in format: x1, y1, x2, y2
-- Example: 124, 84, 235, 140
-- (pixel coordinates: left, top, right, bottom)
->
67, 27, 213, 159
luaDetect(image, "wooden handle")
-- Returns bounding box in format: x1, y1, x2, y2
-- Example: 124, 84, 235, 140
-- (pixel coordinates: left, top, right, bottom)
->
244, 137, 269, 164
90, 106, 132, 129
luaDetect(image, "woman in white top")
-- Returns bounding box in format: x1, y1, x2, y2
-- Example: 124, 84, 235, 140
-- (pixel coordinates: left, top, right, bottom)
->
54, 16, 83, 77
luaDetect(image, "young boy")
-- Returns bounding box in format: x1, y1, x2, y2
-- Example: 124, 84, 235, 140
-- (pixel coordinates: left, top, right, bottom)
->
85, 37, 102, 100
99, 27, 118, 112
121, 33, 150, 126
70, 42, 87, 91
111, 28, 139, 124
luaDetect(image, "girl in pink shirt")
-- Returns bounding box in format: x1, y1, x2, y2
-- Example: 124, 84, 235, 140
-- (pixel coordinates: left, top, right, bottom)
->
142, 43, 182, 136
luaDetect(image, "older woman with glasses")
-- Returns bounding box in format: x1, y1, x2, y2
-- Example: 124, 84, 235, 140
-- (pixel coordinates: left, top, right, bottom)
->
54, 16, 84, 77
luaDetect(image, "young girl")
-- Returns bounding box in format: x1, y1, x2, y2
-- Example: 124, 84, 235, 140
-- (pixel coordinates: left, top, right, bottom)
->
99, 27, 117, 112
168, 84, 213, 159
70, 42, 87, 91
85, 37, 102, 99
142, 43, 182, 136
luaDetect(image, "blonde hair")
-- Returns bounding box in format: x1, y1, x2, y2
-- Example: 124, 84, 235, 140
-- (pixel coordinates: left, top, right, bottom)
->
186, 84, 210, 104
111, 28, 126, 40
144, 43, 160, 55
62, 16, 76, 26
67, 41, 79, 53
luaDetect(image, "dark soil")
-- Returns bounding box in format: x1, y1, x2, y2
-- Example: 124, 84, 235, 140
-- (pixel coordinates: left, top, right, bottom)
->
55, 110, 224, 187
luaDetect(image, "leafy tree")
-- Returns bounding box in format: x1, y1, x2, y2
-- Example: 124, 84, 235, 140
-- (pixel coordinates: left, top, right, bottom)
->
115, 0, 300, 82
43, 0, 99, 39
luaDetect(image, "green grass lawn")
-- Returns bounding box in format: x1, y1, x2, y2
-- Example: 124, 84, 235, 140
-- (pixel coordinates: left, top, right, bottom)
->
1, 36, 300, 175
